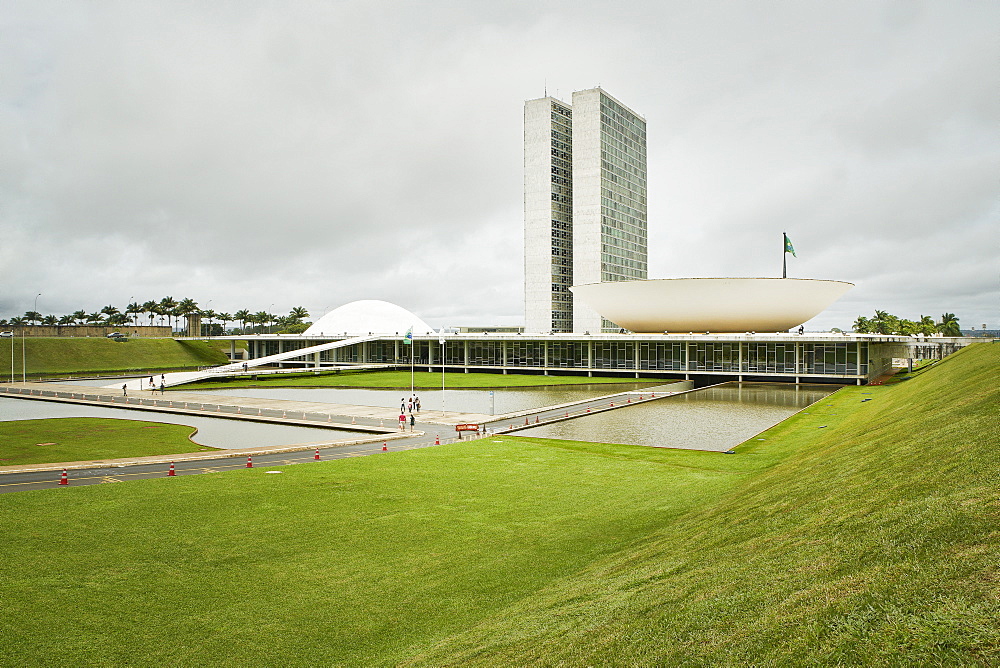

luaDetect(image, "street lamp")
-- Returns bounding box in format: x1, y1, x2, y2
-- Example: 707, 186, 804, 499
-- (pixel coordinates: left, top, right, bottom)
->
24, 293, 40, 382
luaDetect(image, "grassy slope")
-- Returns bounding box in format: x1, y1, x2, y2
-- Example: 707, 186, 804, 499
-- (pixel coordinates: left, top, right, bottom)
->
408, 342, 1000, 666
0, 338, 228, 378
0, 418, 218, 465
0, 441, 752, 666
188, 369, 662, 389
0, 343, 995, 666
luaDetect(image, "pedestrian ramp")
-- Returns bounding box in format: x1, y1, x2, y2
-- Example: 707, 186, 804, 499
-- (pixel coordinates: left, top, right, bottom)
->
106, 335, 379, 391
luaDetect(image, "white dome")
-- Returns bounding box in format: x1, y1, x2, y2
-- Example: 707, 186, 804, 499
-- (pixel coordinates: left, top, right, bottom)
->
303, 300, 435, 336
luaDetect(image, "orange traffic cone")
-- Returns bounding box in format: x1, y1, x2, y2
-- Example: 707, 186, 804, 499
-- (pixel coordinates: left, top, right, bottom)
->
168, 462, 176, 476
314, 449, 320, 460
627, 397, 631, 403
246, 456, 253, 468
435, 435, 440, 445
535, 416, 539, 423
610, 402, 614, 407
59, 469, 68, 485
382, 443, 388, 452
525, 417, 529, 425
351, 416, 356, 425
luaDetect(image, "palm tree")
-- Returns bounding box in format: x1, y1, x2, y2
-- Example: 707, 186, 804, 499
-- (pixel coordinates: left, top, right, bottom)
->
918, 315, 937, 336
937, 313, 961, 337
126, 302, 141, 327
288, 306, 310, 323
101, 305, 120, 321
41, 315, 58, 325
58, 314, 75, 325
252, 311, 271, 334
72, 310, 87, 325
216, 312, 232, 335
141, 301, 158, 326
177, 298, 199, 335
10, 316, 27, 326
159, 297, 178, 330
23, 310, 41, 326
87, 311, 104, 324
234, 309, 251, 334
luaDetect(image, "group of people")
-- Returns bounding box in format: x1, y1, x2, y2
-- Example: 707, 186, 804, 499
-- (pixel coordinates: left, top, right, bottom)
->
398, 395, 421, 431
121, 374, 166, 396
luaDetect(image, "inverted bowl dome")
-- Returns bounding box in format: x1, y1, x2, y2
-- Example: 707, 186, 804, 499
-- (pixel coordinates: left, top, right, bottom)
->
570, 278, 853, 333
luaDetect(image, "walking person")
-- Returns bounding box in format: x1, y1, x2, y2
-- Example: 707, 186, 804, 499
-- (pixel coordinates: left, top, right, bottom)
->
122, 384, 127, 396
415, 396, 421, 413
409, 413, 416, 432
148, 375, 154, 389
398, 412, 406, 431
400, 398, 406, 413
160, 382, 166, 394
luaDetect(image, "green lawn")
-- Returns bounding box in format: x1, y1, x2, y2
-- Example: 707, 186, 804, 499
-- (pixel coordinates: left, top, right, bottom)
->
187, 368, 663, 389
0, 343, 996, 665
0, 337, 228, 379
0, 418, 219, 466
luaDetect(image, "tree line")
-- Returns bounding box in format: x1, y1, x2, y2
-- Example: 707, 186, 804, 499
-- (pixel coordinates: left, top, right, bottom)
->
0, 298, 311, 336
853, 311, 961, 337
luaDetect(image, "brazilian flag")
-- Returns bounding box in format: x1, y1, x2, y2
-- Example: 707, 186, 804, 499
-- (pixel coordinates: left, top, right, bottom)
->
784, 233, 796, 257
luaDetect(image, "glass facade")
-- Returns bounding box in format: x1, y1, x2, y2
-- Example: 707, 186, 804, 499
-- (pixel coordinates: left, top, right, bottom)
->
549, 101, 574, 333
598, 95, 647, 285
253, 337, 879, 381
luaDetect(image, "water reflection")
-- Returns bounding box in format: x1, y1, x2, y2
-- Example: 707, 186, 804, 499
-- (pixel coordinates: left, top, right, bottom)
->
185, 383, 661, 415
516, 383, 838, 452
0, 397, 356, 450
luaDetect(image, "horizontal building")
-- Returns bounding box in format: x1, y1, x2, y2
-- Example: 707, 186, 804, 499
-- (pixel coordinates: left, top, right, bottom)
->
230, 332, 968, 387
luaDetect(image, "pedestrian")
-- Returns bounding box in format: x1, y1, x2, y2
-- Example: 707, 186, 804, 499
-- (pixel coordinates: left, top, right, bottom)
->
148, 375, 154, 388
122, 384, 127, 396
243, 362, 248, 372
398, 412, 406, 431
407, 400, 413, 413
409, 413, 415, 432
161, 373, 165, 383
415, 396, 421, 412
160, 382, 165, 394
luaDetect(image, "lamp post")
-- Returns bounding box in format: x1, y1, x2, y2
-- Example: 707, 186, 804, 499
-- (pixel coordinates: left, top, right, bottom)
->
440, 331, 446, 413
24, 293, 40, 382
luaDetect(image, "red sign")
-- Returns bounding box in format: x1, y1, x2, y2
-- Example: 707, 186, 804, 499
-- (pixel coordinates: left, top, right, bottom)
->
455, 423, 479, 432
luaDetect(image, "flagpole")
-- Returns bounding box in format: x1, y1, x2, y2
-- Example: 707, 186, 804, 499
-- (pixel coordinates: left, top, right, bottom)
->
782, 232, 787, 279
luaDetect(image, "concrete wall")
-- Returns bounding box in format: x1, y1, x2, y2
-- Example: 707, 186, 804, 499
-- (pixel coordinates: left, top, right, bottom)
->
3, 326, 173, 338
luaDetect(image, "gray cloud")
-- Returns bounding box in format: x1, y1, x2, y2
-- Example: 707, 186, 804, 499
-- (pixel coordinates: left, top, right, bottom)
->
1, 1, 997, 331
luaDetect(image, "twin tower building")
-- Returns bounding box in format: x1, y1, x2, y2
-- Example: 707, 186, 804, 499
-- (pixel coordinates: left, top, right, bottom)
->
524, 87, 648, 334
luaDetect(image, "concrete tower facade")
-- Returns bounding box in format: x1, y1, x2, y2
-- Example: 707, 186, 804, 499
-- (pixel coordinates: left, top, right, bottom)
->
524, 88, 647, 334
524, 96, 574, 333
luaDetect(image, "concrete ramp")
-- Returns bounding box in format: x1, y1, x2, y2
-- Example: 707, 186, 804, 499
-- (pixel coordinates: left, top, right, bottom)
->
107, 335, 378, 391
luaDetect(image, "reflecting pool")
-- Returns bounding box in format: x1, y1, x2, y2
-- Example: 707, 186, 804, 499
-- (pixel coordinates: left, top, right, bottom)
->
0, 397, 357, 450
515, 383, 839, 451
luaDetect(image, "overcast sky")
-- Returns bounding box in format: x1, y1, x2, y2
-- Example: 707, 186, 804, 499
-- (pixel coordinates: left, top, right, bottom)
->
2, 1, 997, 331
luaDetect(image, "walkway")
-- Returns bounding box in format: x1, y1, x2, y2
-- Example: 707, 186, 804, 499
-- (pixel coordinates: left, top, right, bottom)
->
107, 335, 382, 391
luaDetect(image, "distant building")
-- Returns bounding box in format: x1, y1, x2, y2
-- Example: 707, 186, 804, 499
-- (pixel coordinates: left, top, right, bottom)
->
524, 87, 648, 334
